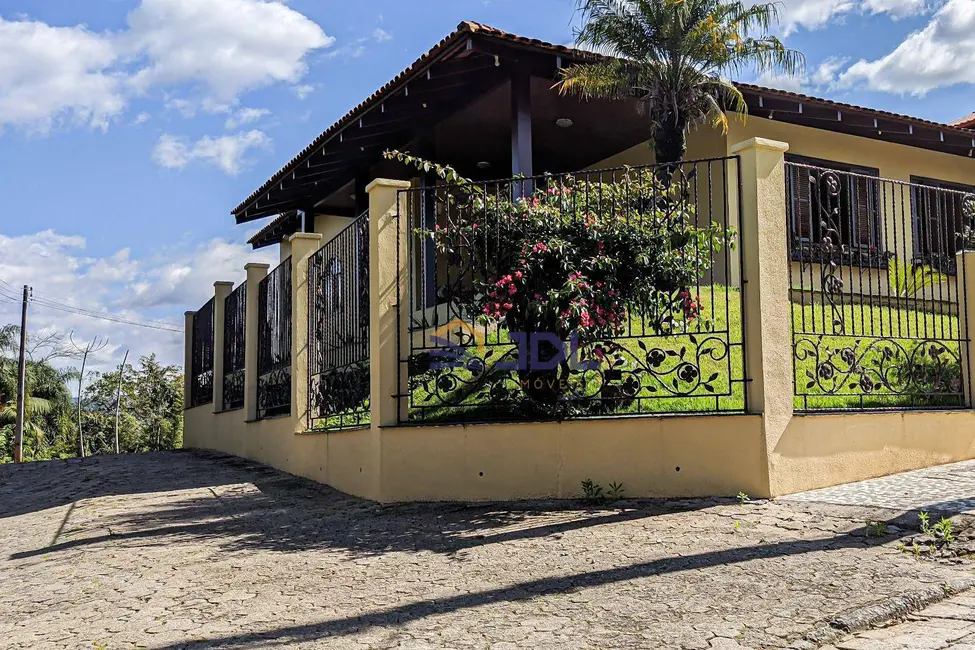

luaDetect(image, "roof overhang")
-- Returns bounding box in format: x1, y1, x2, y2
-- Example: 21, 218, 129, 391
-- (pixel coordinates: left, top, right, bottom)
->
231, 21, 598, 224
233, 21, 975, 226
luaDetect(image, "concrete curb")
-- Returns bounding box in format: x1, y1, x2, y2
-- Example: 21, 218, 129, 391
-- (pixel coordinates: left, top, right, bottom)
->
795, 576, 975, 648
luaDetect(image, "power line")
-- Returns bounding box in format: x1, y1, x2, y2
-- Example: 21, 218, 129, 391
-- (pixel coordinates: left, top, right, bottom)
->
30, 299, 183, 333
0, 278, 183, 333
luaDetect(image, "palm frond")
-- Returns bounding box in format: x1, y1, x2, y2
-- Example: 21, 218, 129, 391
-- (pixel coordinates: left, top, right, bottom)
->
556, 59, 635, 101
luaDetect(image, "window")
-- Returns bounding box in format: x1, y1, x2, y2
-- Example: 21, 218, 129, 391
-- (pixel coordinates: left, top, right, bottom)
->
910, 176, 975, 270
786, 155, 883, 260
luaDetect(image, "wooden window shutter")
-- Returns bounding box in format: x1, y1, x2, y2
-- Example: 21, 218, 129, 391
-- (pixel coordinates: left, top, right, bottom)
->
851, 175, 875, 248
923, 187, 944, 257
788, 165, 814, 240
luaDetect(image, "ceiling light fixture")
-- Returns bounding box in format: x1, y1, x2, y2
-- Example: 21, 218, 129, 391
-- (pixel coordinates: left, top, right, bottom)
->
476, 161, 491, 169
556, 118, 574, 128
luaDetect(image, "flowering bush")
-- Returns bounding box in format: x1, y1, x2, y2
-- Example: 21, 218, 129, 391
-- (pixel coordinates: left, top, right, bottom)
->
390, 151, 732, 338
387, 151, 735, 403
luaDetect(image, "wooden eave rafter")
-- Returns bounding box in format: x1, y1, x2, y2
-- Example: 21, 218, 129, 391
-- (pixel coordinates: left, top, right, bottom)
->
233, 21, 975, 229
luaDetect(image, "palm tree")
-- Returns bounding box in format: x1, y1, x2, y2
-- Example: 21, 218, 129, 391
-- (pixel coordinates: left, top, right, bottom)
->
557, 0, 803, 174
0, 355, 72, 460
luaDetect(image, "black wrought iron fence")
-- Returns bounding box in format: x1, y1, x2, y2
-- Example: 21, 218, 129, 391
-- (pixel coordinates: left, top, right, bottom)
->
257, 258, 292, 418
190, 298, 214, 407
785, 161, 972, 410
222, 283, 246, 411
308, 213, 371, 430
397, 157, 745, 425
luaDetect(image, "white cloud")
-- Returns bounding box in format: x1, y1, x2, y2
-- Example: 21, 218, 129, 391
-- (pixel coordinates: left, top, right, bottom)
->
775, 0, 856, 34
294, 84, 316, 100
0, 230, 274, 371
0, 17, 125, 132
224, 107, 270, 130
133, 111, 151, 125
153, 130, 272, 174
126, 0, 334, 101
124, 239, 272, 309
755, 69, 807, 93
372, 28, 392, 43
862, 0, 927, 16
0, 1, 331, 134
768, 0, 929, 35
811, 57, 848, 87
837, 0, 975, 94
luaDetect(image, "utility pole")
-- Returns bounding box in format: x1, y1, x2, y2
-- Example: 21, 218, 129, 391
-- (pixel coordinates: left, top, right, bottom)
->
114, 350, 128, 455
13, 285, 29, 464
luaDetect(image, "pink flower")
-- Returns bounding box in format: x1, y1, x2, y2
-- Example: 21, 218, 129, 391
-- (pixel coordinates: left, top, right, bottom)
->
515, 271, 523, 279
579, 310, 593, 328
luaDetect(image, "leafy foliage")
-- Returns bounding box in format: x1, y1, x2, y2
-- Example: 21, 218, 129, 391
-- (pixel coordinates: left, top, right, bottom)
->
887, 258, 948, 299
556, 0, 803, 167
0, 327, 74, 461
0, 325, 183, 463
80, 354, 183, 456
386, 150, 734, 346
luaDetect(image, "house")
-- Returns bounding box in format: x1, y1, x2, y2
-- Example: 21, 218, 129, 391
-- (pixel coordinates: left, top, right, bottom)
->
184, 21, 975, 503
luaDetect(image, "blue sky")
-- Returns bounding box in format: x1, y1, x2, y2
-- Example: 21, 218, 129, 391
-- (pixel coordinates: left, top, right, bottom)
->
0, 0, 972, 370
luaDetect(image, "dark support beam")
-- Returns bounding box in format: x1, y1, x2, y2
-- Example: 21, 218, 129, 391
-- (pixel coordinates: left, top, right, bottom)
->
417, 132, 438, 309
510, 68, 533, 195
354, 174, 369, 217
301, 208, 316, 233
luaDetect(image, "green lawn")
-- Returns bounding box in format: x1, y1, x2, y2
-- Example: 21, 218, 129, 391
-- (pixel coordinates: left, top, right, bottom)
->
791, 296, 963, 410
408, 287, 746, 423
407, 286, 965, 423
310, 286, 966, 430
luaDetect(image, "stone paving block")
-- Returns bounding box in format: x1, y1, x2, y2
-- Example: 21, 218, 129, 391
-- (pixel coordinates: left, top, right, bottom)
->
3, 451, 975, 650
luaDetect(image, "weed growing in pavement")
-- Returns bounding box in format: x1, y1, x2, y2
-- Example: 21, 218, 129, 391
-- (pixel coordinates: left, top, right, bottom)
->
933, 517, 955, 547
581, 479, 604, 504
737, 491, 749, 505
607, 482, 626, 500
898, 511, 958, 559
581, 479, 627, 504
919, 511, 931, 534
866, 521, 889, 538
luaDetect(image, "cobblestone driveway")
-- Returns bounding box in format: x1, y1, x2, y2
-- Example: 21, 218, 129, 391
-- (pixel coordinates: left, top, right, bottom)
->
1, 451, 973, 650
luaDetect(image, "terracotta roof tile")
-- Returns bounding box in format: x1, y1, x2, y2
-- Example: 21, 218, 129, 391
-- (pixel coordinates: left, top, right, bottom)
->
951, 111, 975, 128
233, 21, 975, 219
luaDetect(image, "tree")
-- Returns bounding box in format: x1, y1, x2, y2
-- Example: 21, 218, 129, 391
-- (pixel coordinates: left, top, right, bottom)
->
81, 354, 183, 455
0, 340, 73, 461
556, 0, 803, 172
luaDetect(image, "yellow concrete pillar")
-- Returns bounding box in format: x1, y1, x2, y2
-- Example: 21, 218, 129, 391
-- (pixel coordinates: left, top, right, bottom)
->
367, 178, 412, 427
183, 311, 194, 407
211, 281, 234, 412
957, 251, 975, 407
287, 232, 324, 432
731, 137, 793, 488
243, 263, 269, 422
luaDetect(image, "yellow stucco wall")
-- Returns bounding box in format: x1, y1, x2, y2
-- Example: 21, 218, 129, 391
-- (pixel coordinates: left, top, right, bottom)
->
186, 118, 975, 505
184, 404, 383, 500
729, 116, 975, 187
769, 411, 975, 496
186, 408, 768, 502
380, 416, 767, 501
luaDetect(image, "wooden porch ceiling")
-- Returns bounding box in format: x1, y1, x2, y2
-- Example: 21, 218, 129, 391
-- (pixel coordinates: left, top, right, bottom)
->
235, 21, 975, 242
